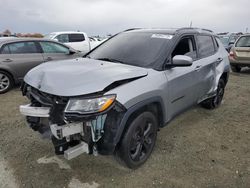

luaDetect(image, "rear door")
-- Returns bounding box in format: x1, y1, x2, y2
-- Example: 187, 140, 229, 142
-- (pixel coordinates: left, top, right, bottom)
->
39, 41, 76, 62
0, 41, 43, 79
234, 36, 250, 62
194, 35, 219, 101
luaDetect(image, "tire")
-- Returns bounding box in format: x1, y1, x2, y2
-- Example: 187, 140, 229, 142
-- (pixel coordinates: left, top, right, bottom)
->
231, 65, 241, 72
201, 79, 225, 109
115, 111, 158, 169
0, 71, 13, 94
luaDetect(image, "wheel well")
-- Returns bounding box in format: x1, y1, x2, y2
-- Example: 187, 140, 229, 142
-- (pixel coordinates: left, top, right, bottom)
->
0, 69, 15, 83
125, 102, 164, 130
115, 102, 164, 150
220, 72, 229, 85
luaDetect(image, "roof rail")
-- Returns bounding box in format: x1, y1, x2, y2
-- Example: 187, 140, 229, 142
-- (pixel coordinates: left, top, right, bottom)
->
123, 28, 142, 32
176, 27, 214, 33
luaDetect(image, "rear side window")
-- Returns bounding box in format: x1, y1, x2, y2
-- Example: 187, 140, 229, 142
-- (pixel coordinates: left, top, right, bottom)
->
1, 42, 38, 54
55, 34, 69, 43
236, 36, 250, 47
40, 42, 69, 53
69, 34, 85, 42
197, 35, 215, 57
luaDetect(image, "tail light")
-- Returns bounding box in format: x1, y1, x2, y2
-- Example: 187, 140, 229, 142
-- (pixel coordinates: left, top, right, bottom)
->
229, 51, 234, 58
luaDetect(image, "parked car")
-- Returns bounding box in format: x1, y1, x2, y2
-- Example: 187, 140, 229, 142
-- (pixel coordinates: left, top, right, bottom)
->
20, 28, 230, 169
218, 32, 242, 52
45, 31, 91, 54
229, 34, 250, 72
0, 37, 82, 94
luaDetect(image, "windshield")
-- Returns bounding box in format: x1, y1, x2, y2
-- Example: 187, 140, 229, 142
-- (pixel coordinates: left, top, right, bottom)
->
87, 32, 172, 68
236, 36, 250, 47
219, 36, 229, 46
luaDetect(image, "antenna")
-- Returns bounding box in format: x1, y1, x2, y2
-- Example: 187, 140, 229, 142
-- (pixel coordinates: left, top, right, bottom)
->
189, 21, 193, 28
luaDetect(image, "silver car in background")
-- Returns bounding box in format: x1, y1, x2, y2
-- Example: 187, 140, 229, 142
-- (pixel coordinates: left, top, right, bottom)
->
0, 38, 82, 93
20, 28, 230, 169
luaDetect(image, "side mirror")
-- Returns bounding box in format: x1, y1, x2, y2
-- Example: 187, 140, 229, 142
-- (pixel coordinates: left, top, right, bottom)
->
172, 55, 193, 67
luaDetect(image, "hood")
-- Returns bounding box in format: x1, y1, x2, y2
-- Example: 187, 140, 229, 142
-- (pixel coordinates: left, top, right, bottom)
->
24, 58, 148, 96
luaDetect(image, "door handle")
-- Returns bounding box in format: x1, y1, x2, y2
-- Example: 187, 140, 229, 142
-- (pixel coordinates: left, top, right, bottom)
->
45, 57, 53, 61
195, 65, 202, 71
216, 58, 223, 65
2, 59, 12, 63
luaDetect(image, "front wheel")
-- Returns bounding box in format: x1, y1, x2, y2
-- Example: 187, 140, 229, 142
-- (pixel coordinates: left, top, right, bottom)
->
201, 79, 225, 109
115, 111, 158, 169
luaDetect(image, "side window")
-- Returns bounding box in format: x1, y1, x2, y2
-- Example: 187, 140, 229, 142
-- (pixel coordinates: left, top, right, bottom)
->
172, 36, 197, 59
197, 35, 215, 57
0, 45, 10, 54
40, 42, 69, 53
68, 34, 85, 42
214, 37, 220, 50
1, 42, 38, 54
55, 34, 69, 43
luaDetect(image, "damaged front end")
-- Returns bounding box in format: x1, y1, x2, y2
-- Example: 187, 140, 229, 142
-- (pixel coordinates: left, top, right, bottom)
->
20, 84, 126, 160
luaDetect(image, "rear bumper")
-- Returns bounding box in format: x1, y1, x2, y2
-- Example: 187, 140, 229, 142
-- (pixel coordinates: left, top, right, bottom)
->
229, 58, 250, 66
230, 62, 250, 67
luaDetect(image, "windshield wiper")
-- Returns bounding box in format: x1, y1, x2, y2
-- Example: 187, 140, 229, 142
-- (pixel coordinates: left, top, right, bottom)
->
96, 58, 124, 64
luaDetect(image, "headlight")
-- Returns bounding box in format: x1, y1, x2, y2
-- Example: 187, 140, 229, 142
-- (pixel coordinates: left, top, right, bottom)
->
65, 95, 116, 114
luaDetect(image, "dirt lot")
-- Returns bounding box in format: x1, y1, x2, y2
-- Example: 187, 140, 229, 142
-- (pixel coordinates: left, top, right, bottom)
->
0, 70, 249, 188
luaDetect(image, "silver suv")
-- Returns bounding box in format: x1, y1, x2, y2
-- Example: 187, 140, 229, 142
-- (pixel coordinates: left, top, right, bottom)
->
20, 28, 230, 169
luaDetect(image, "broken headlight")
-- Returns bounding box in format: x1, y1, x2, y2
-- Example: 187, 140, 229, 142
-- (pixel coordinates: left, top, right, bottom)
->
64, 95, 116, 114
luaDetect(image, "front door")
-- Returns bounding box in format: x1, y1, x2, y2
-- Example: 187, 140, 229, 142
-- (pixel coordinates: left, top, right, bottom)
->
164, 36, 200, 120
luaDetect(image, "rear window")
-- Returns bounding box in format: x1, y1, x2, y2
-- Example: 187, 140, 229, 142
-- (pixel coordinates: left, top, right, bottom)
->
69, 34, 85, 42
236, 36, 250, 47
197, 35, 215, 57
1, 42, 38, 54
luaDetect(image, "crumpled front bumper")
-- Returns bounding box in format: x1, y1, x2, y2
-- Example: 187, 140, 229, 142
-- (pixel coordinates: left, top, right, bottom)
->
20, 104, 90, 159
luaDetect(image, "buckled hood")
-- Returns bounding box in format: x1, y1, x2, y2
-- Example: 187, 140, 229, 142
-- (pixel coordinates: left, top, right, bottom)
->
24, 58, 148, 96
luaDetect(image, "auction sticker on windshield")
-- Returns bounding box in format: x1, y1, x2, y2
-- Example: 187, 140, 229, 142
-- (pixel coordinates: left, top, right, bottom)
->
151, 34, 173, 39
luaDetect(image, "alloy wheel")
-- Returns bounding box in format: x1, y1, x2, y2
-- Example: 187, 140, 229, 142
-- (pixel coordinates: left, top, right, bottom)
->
0, 73, 10, 92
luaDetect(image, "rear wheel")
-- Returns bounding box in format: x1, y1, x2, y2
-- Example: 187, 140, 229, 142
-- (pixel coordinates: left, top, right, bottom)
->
231, 65, 241, 72
115, 111, 158, 169
0, 71, 13, 94
201, 79, 225, 109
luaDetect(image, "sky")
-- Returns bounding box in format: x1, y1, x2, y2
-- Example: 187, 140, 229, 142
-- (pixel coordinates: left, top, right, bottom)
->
0, 0, 249, 36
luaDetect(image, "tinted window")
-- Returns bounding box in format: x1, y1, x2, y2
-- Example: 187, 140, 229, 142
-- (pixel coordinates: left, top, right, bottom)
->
236, 36, 250, 47
40, 42, 69, 53
69, 34, 85, 42
197, 35, 215, 57
88, 32, 171, 68
1, 42, 38, 54
55, 34, 69, 43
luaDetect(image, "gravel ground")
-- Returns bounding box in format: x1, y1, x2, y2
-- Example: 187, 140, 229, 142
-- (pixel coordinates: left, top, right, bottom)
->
0, 70, 249, 188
